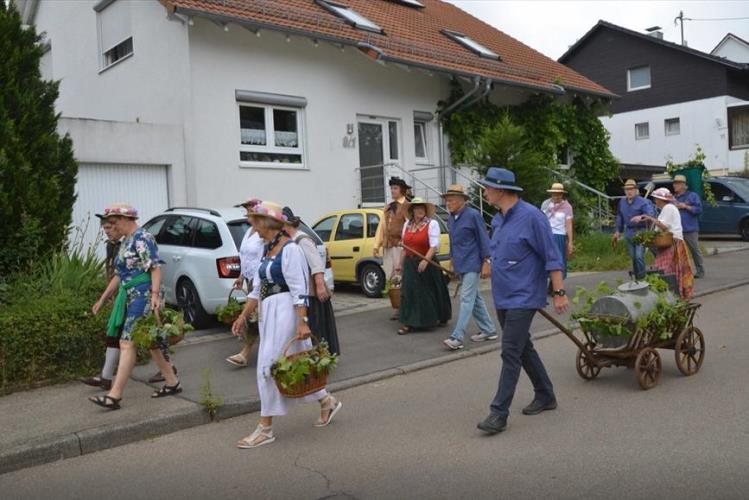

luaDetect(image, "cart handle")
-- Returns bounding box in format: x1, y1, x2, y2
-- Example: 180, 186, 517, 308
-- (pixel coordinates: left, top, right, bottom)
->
537, 309, 597, 364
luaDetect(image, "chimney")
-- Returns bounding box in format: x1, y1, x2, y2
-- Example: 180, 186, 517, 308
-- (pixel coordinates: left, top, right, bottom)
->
645, 26, 663, 40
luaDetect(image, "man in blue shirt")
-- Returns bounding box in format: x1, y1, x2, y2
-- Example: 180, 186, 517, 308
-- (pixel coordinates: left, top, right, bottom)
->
614, 179, 656, 280
673, 175, 705, 278
475, 167, 568, 435
441, 184, 497, 350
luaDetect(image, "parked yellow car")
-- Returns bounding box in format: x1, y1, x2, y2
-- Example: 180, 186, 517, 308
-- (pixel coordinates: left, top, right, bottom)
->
311, 208, 451, 297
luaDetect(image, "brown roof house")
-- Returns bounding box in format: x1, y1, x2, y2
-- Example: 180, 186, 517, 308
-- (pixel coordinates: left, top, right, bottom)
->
19, 0, 612, 249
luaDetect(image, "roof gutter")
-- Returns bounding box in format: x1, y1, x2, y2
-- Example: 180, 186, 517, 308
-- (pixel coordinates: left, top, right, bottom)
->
437, 76, 481, 118
460, 78, 492, 109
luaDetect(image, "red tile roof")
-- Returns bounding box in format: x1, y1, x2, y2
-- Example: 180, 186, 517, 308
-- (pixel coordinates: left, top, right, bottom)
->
161, 0, 615, 98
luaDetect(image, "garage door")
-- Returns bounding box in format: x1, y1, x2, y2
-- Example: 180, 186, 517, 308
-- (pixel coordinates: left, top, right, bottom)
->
71, 163, 169, 257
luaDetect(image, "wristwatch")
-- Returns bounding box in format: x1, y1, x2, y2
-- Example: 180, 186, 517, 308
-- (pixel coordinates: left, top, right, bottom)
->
551, 289, 566, 297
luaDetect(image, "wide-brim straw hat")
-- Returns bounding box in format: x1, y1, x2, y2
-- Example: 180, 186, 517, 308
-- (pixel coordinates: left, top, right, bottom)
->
650, 187, 673, 201
248, 201, 287, 223
623, 179, 638, 189
96, 203, 139, 220
672, 174, 688, 184
234, 198, 262, 209
407, 197, 436, 218
547, 182, 567, 194
441, 183, 470, 200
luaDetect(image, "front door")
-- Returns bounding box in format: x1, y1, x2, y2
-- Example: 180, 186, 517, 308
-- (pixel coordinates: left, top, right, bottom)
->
357, 118, 400, 206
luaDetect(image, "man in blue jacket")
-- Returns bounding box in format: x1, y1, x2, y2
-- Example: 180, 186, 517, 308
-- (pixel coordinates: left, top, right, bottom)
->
673, 175, 705, 278
442, 184, 497, 350
475, 167, 568, 435
613, 179, 656, 280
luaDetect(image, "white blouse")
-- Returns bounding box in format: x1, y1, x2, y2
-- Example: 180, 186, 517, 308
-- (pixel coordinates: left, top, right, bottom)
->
402, 218, 441, 249
657, 203, 683, 241
239, 230, 265, 281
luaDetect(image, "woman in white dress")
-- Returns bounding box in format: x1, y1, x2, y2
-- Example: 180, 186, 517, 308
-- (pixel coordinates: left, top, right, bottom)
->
231, 201, 342, 449
226, 198, 265, 367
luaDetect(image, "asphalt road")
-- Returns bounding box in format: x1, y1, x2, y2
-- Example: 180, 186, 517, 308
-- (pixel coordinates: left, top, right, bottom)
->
2, 286, 747, 500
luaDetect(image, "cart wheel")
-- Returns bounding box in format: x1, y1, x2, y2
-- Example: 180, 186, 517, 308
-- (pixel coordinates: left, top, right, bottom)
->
635, 347, 661, 390
674, 326, 705, 376
575, 344, 601, 380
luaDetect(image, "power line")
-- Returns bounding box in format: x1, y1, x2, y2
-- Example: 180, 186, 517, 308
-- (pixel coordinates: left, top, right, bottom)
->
685, 16, 749, 21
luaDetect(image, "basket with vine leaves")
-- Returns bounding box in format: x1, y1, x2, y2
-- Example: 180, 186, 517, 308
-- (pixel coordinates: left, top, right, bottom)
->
387, 275, 402, 309
271, 335, 338, 398
216, 288, 247, 325
130, 308, 194, 350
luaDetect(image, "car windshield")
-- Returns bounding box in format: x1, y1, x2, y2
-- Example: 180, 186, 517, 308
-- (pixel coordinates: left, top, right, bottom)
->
227, 220, 250, 249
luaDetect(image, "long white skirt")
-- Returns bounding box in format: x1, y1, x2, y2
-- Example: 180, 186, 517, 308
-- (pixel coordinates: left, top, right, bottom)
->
257, 291, 327, 417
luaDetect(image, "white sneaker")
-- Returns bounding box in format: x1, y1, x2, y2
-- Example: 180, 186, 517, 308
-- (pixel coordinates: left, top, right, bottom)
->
470, 332, 498, 342
443, 338, 464, 350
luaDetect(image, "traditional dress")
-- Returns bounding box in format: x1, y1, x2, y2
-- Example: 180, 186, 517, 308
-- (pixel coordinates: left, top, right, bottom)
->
399, 218, 452, 328
653, 203, 694, 300
249, 241, 328, 417
293, 232, 341, 356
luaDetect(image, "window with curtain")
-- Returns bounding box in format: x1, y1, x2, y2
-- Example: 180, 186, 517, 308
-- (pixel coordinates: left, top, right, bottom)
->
635, 122, 650, 140
729, 106, 749, 149
238, 103, 304, 166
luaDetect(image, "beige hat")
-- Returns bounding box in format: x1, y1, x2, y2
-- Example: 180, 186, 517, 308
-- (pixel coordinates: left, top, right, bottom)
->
673, 174, 687, 184
623, 179, 638, 189
440, 184, 470, 200
248, 200, 287, 223
547, 182, 567, 193
407, 197, 436, 219
651, 187, 674, 201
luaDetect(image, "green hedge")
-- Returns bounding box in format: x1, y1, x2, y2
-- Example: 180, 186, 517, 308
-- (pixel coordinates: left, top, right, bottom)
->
0, 285, 109, 395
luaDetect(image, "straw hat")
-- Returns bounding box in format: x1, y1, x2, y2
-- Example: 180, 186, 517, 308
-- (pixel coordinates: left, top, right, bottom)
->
672, 174, 687, 184
407, 197, 436, 218
248, 201, 287, 223
650, 187, 673, 201
440, 184, 470, 200
547, 182, 567, 194
233, 198, 262, 209
96, 203, 139, 220
623, 179, 638, 189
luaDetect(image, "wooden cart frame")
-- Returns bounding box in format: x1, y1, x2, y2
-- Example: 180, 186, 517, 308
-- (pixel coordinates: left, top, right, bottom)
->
539, 303, 705, 390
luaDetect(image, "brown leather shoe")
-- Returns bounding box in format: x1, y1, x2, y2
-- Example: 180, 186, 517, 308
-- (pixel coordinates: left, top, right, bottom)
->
100, 378, 112, 391
147, 365, 178, 384
80, 376, 103, 388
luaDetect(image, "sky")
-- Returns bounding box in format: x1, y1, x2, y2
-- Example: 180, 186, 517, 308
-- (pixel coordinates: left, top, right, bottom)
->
445, 0, 749, 60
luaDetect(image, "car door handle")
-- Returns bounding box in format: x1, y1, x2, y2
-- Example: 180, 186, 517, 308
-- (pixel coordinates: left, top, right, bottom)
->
353, 246, 360, 252
172, 256, 182, 262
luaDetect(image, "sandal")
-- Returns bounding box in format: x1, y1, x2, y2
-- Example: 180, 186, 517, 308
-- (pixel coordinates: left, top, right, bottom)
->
225, 353, 248, 367
397, 326, 412, 335
315, 395, 342, 427
236, 424, 275, 449
151, 381, 182, 398
89, 395, 122, 410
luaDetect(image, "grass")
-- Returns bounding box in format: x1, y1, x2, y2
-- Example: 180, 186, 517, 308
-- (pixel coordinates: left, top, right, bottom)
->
568, 232, 654, 273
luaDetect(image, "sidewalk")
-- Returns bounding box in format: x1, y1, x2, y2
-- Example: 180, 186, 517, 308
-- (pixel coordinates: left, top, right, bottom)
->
2, 248, 748, 474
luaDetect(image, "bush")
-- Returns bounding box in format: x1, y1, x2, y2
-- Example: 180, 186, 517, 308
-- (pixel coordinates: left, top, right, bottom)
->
0, 247, 108, 394
568, 232, 654, 272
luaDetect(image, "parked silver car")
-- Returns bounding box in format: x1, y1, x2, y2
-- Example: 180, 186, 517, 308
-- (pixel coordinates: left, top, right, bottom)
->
142, 207, 333, 328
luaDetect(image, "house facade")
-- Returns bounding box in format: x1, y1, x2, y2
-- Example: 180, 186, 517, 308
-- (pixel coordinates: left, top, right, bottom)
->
19, 0, 611, 250
559, 21, 749, 175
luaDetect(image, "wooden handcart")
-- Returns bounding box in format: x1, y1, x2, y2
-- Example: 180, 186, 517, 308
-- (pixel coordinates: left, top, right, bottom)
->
539, 303, 705, 390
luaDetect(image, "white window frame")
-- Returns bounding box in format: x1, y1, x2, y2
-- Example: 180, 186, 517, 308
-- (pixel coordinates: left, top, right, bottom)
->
627, 66, 651, 92
635, 122, 650, 140
316, 0, 383, 34
442, 30, 500, 60
664, 117, 680, 136
100, 37, 133, 72
414, 121, 429, 164
238, 103, 307, 169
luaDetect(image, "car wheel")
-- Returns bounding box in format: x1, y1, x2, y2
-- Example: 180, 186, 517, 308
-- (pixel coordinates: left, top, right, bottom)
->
359, 263, 386, 298
741, 219, 749, 242
176, 278, 210, 329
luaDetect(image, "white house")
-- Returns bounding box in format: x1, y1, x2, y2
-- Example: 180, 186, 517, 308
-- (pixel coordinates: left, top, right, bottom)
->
712, 33, 749, 65
559, 21, 749, 178
18, 0, 611, 250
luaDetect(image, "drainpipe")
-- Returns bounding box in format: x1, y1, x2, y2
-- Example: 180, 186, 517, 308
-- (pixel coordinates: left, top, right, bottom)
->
437, 76, 482, 187
461, 78, 492, 109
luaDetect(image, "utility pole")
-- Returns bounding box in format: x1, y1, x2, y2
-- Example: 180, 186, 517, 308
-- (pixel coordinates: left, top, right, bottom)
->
674, 10, 685, 45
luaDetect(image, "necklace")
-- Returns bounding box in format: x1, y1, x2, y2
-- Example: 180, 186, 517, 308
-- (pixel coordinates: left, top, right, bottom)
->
264, 230, 288, 256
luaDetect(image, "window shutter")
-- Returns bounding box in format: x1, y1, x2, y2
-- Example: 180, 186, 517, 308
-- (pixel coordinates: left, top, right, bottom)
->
98, 0, 131, 53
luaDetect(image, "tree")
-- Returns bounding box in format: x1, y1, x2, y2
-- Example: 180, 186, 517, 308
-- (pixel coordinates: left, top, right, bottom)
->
0, 1, 78, 275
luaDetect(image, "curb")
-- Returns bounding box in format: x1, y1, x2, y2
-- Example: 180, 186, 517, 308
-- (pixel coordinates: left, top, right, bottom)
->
3, 279, 749, 476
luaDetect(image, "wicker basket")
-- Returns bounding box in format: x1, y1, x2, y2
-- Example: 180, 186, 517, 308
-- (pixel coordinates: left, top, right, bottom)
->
152, 309, 185, 348
388, 287, 401, 309
652, 231, 674, 249
273, 335, 329, 398
218, 288, 246, 325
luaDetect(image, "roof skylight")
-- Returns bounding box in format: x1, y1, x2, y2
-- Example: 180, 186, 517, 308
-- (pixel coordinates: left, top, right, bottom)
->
442, 30, 500, 60
317, 1, 383, 34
